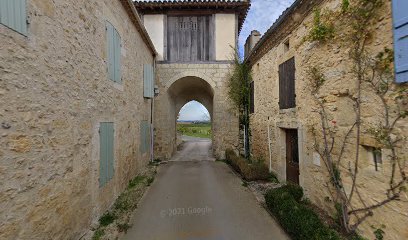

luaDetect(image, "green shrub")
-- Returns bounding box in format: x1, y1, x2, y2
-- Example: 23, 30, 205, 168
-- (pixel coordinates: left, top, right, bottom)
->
265, 186, 340, 240
225, 149, 271, 181
99, 212, 116, 227
279, 184, 304, 202
242, 162, 270, 181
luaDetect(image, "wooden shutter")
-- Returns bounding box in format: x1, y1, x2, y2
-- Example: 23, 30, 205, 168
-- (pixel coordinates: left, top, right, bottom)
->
143, 64, 154, 98
106, 21, 121, 83
140, 121, 150, 153
392, 0, 408, 83
100, 122, 114, 187
279, 57, 296, 109
167, 15, 212, 62
114, 28, 121, 84
0, 0, 27, 35
250, 81, 255, 114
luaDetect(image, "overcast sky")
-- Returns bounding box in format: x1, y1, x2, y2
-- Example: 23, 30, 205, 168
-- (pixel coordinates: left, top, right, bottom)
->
140, 0, 295, 121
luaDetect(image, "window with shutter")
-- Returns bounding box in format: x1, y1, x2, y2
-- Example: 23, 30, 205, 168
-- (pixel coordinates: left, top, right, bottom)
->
0, 0, 27, 35
279, 57, 296, 109
143, 64, 154, 98
392, 0, 408, 83
140, 121, 150, 154
106, 21, 121, 83
99, 122, 114, 187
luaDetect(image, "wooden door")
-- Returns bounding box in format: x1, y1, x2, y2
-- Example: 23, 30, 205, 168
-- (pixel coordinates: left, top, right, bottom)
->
286, 129, 299, 184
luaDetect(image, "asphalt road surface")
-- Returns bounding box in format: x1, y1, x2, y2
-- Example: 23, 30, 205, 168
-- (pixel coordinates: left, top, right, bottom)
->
122, 137, 289, 240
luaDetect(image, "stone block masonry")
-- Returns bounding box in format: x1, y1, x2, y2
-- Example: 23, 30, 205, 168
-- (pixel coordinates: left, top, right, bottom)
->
0, 0, 155, 239
247, 0, 408, 239
154, 63, 239, 160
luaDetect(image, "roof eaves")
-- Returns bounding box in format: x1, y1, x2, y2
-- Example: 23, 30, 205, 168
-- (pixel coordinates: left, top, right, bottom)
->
244, 0, 304, 65
121, 0, 158, 56
134, 0, 251, 33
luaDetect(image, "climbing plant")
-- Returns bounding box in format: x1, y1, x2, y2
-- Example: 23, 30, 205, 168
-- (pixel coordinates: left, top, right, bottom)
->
306, 0, 407, 237
305, 8, 335, 43
227, 51, 252, 158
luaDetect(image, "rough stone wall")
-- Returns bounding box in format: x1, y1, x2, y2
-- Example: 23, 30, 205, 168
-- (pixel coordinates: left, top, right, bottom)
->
154, 63, 239, 160
249, 0, 408, 239
0, 0, 154, 239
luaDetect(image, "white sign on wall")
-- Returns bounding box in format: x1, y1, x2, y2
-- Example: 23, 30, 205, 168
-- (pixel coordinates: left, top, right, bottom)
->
313, 152, 321, 166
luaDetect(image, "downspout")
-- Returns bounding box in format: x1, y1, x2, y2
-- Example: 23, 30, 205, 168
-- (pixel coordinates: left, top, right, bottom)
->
150, 56, 156, 162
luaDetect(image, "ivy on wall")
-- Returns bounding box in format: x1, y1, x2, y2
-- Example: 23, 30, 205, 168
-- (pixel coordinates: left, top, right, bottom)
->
227, 51, 252, 158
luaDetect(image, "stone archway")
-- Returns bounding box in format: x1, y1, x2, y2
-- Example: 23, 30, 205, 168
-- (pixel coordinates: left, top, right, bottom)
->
169, 77, 214, 151
153, 64, 239, 160
170, 76, 214, 119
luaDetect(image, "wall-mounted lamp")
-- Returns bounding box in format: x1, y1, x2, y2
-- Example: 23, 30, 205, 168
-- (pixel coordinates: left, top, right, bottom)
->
154, 85, 160, 96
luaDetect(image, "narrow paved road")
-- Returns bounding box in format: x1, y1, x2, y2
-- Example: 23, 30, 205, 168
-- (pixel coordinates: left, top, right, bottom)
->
122, 137, 289, 240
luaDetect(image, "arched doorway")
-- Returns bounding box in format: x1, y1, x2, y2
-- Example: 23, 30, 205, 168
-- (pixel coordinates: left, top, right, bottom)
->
153, 69, 239, 160
177, 100, 212, 142
169, 76, 214, 154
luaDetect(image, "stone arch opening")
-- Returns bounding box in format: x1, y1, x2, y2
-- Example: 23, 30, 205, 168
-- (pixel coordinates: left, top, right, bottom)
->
168, 76, 215, 154
177, 100, 212, 142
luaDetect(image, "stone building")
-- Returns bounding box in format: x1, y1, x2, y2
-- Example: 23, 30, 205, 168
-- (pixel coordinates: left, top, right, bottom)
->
0, 0, 156, 239
0, 0, 251, 239
134, 0, 250, 159
245, 0, 407, 239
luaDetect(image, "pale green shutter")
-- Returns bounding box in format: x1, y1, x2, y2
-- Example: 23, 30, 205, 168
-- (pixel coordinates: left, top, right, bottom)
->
146, 122, 151, 153
140, 121, 145, 153
140, 121, 150, 153
143, 64, 154, 98
107, 123, 114, 181
114, 29, 122, 84
106, 22, 115, 82
106, 21, 121, 84
0, 0, 27, 35
99, 123, 108, 187
100, 122, 114, 187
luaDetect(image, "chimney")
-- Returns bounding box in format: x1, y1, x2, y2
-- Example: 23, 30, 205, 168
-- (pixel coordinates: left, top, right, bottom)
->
244, 30, 261, 59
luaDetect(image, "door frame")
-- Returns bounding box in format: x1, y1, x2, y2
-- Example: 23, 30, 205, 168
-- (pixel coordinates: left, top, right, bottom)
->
285, 128, 299, 184
276, 121, 305, 186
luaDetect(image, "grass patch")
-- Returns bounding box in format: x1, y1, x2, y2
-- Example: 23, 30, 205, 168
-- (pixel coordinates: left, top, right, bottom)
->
92, 229, 105, 240
148, 159, 162, 166
177, 123, 211, 139
265, 184, 341, 240
91, 167, 157, 239
128, 176, 146, 188
117, 223, 131, 233
147, 176, 154, 186
225, 149, 272, 181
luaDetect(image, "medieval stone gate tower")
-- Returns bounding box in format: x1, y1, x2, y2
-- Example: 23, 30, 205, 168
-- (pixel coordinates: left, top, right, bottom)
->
135, 0, 250, 159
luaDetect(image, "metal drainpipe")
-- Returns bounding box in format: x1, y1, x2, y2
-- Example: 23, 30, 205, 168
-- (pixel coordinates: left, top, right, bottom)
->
150, 56, 157, 162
